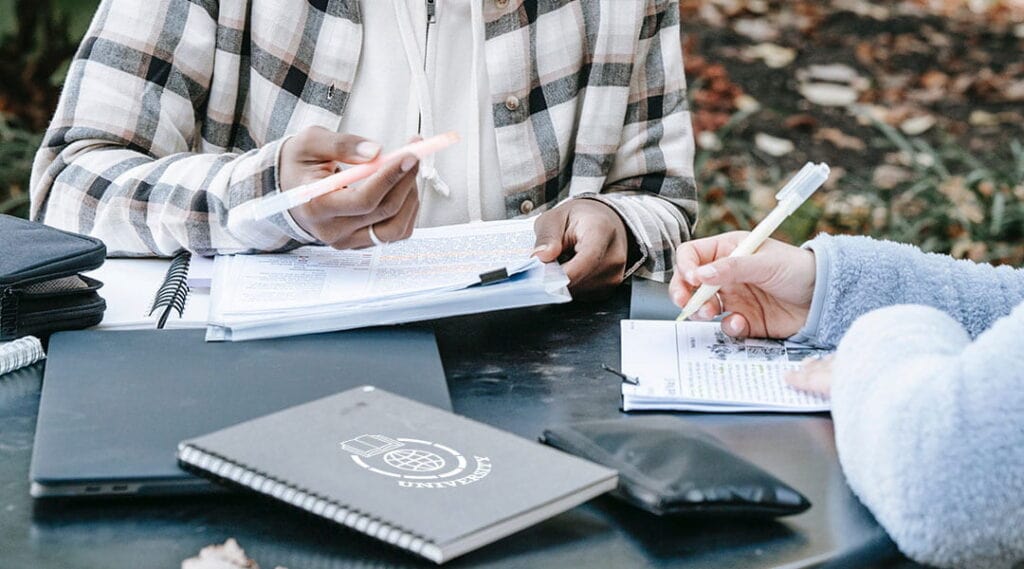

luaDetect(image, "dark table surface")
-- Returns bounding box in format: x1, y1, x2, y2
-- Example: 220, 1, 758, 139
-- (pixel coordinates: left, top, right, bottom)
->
0, 282, 900, 569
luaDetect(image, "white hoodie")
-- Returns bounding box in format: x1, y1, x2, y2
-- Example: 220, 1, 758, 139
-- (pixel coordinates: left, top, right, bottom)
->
338, 0, 501, 227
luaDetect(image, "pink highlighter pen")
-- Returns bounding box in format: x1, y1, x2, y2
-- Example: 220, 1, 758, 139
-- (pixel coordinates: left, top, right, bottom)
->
250, 131, 461, 220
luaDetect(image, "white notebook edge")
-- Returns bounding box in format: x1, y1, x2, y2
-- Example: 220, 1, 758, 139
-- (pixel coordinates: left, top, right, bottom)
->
206, 263, 571, 342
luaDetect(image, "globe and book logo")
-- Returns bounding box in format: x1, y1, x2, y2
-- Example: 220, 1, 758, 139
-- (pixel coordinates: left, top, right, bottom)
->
341, 434, 492, 489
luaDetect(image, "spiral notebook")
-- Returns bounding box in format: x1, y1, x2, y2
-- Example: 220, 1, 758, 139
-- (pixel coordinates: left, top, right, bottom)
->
0, 336, 45, 376
85, 252, 209, 329
177, 386, 618, 564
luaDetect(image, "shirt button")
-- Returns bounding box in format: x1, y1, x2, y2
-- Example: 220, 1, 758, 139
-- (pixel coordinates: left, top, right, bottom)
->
495, 0, 509, 6
519, 199, 535, 214
504, 95, 520, 111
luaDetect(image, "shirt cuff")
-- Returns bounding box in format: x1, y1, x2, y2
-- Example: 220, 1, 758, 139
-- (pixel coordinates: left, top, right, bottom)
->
571, 193, 649, 279
272, 135, 319, 244
789, 236, 833, 346
225, 137, 319, 250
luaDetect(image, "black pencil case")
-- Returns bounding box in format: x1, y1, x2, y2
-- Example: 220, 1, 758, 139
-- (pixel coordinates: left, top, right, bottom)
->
0, 215, 107, 340
541, 416, 811, 517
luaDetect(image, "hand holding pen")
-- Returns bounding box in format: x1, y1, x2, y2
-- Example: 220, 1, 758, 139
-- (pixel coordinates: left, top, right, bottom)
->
243, 126, 459, 250
669, 163, 830, 339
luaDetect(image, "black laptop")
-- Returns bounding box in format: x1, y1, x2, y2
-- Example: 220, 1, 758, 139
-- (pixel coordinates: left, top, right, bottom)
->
29, 328, 451, 498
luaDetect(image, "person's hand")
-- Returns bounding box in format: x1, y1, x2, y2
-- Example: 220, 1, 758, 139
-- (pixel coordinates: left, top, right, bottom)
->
280, 126, 420, 249
532, 199, 631, 299
669, 232, 816, 339
785, 355, 834, 397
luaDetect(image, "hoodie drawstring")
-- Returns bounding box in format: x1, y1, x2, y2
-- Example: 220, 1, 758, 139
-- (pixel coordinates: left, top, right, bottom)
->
466, 0, 484, 222
390, 0, 484, 222
391, 0, 451, 199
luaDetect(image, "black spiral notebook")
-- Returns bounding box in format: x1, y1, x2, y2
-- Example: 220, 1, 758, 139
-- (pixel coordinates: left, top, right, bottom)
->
178, 387, 618, 564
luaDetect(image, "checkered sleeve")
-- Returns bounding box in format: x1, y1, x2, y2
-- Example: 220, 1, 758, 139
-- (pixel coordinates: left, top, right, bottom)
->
28, 0, 313, 257
584, 0, 697, 282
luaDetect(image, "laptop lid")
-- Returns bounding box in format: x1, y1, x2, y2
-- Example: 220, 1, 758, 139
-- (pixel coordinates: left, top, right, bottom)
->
30, 328, 450, 496
629, 278, 680, 320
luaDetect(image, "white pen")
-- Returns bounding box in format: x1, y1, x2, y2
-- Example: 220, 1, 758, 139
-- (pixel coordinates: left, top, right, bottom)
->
677, 162, 830, 322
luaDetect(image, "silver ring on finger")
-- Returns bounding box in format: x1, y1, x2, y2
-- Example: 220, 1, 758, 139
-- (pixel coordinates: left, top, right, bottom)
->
368, 224, 388, 247
715, 292, 725, 314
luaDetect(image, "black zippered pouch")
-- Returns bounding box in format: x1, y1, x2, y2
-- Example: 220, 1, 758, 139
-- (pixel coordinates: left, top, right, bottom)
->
1, 215, 107, 340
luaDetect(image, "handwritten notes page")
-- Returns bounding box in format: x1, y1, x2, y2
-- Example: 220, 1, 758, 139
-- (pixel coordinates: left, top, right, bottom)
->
620, 320, 831, 413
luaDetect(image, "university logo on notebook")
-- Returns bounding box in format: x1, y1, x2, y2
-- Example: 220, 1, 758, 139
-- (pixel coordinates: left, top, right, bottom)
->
341, 434, 492, 489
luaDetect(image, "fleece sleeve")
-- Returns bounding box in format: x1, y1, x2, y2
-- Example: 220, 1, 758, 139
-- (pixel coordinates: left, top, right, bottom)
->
829, 302, 1024, 569
791, 234, 1024, 348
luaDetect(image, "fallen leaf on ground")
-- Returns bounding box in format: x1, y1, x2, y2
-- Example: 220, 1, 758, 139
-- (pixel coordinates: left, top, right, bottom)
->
749, 182, 776, 211
823, 167, 847, 191
969, 110, 999, 126
755, 133, 795, 157
900, 115, 937, 136
734, 94, 761, 112
697, 131, 723, 151
832, 0, 891, 20
872, 165, 914, 190
815, 128, 866, 151
919, 70, 949, 90
799, 83, 860, 107
1003, 80, 1024, 101
796, 63, 870, 108
732, 18, 779, 42
741, 43, 797, 68
939, 176, 985, 223
798, 64, 870, 90
182, 539, 264, 569
849, 104, 891, 126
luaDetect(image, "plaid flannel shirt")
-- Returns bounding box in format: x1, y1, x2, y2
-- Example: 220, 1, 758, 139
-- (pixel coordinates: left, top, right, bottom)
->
31, 0, 697, 280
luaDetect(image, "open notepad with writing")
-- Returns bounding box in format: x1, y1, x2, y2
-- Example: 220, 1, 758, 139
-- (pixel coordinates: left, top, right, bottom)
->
621, 320, 832, 413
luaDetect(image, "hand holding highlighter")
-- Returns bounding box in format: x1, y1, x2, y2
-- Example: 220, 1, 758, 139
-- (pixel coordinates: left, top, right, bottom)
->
252, 131, 461, 220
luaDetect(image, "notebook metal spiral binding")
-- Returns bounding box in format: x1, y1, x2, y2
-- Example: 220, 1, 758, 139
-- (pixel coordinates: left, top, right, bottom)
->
148, 251, 191, 329
177, 444, 439, 562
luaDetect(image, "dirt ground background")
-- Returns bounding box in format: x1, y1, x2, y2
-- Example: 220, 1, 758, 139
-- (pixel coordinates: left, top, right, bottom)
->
680, 0, 1024, 264
1, 0, 1022, 263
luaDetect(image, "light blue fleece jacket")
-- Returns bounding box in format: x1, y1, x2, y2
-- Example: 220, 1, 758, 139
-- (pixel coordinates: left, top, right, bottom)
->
790, 234, 1024, 569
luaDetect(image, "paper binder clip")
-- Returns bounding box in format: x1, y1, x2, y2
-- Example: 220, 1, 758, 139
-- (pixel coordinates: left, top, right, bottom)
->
478, 268, 510, 285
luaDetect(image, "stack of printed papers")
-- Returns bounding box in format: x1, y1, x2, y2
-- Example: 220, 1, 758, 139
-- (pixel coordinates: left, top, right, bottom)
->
620, 320, 831, 413
206, 220, 571, 341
